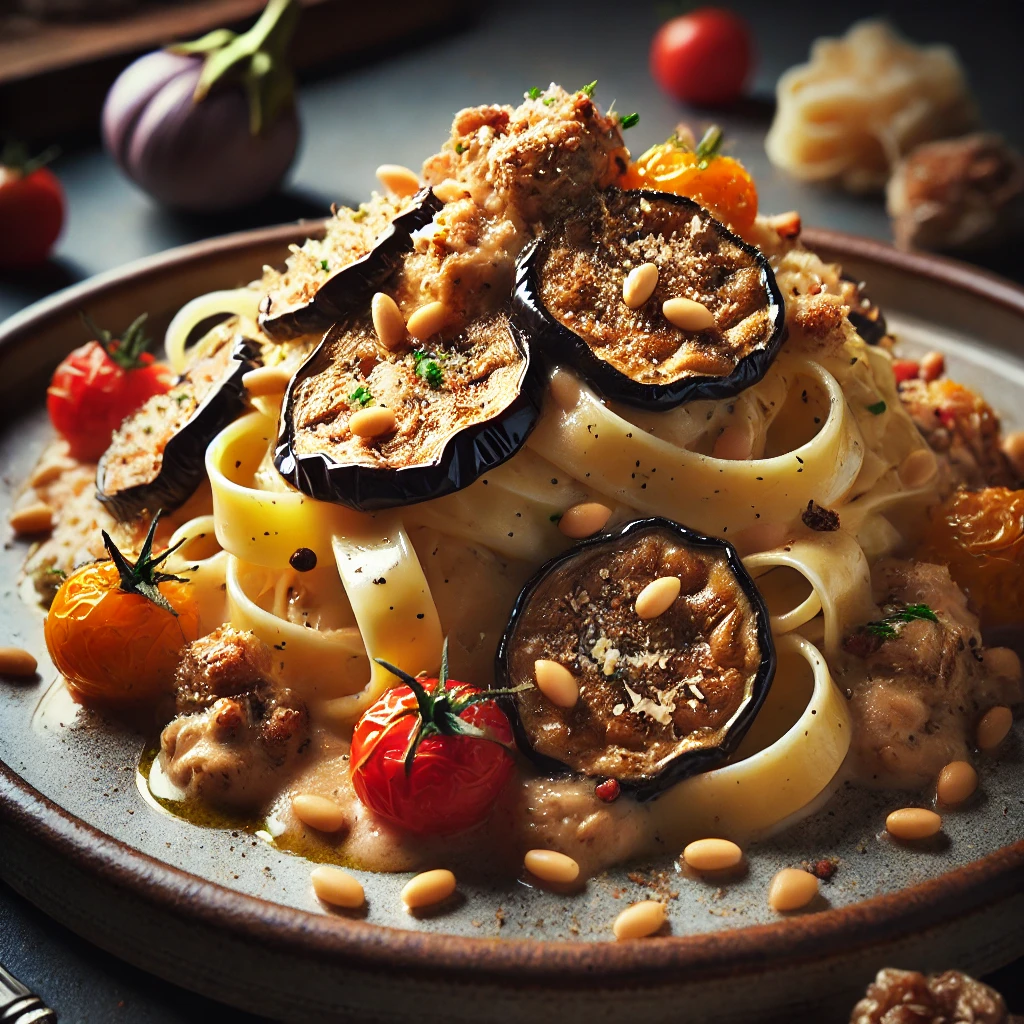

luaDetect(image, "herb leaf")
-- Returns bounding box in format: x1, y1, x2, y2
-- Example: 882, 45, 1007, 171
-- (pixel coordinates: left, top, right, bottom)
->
866, 400, 887, 415
580, 80, 597, 98
412, 350, 444, 390
319, 259, 329, 272
454, 141, 467, 154
350, 385, 373, 407
526, 86, 542, 100
619, 112, 640, 130
864, 603, 938, 641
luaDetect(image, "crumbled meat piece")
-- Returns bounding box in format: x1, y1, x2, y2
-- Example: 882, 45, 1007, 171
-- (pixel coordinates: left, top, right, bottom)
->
850, 968, 1009, 1024
161, 626, 309, 810
423, 85, 625, 225
801, 500, 840, 531
843, 560, 1020, 787
791, 291, 848, 338
887, 133, 1024, 252
899, 378, 1019, 492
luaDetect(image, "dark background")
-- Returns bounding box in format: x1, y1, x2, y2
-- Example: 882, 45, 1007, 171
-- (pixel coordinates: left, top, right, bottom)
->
2, 1, 1023, 1019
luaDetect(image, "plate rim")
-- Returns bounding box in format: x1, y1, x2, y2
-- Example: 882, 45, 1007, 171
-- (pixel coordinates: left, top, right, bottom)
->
2, 222, 1022, 981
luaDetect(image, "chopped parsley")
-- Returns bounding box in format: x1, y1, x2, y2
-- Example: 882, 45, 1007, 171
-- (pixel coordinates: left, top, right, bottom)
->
527, 86, 543, 100
865, 604, 938, 641
619, 112, 640, 130
320, 259, 330, 272
350, 386, 373, 407
173, 392, 190, 405
454, 141, 467, 154
866, 400, 887, 415
542, 96, 556, 107
580, 80, 597, 98
412, 350, 444, 390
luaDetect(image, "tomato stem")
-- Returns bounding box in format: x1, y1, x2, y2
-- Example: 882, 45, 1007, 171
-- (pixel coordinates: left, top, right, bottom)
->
102, 510, 194, 616
80, 311, 157, 371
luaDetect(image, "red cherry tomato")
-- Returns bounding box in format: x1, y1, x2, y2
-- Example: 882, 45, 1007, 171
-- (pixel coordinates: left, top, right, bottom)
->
350, 653, 516, 836
650, 8, 753, 107
0, 148, 65, 269
47, 313, 172, 462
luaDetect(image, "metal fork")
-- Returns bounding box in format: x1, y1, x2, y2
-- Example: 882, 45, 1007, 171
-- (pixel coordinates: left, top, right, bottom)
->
0, 964, 56, 1022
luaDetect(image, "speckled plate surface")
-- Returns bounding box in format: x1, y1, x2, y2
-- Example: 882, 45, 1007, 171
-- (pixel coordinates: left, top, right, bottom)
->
1, 226, 1022, 1024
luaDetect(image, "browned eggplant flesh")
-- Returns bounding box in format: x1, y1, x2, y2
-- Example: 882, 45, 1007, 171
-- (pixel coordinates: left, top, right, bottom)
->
496, 518, 775, 798
275, 307, 542, 509
515, 189, 785, 408
97, 328, 259, 519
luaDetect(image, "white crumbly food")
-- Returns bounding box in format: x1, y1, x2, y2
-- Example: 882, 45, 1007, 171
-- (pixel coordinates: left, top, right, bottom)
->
765, 20, 976, 192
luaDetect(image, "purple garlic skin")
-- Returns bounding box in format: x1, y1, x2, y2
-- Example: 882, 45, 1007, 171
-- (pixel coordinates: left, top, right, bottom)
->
102, 50, 300, 212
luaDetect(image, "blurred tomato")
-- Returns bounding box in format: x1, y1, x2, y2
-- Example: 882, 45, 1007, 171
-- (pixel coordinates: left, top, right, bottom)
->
0, 144, 65, 269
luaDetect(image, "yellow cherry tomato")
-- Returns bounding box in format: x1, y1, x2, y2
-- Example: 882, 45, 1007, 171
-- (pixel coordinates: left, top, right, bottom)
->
44, 517, 199, 707
624, 126, 758, 236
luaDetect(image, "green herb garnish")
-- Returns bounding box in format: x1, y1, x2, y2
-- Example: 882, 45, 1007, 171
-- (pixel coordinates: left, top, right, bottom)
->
455, 141, 467, 154
412, 350, 444, 390
580, 80, 597, 98
320, 259, 330, 272
864, 603, 938, 641
542, 96, 556, 107
866, 400, 887, 415
350, 386, 373, 407
619, 112, 640, 130
527, 86, 543, 100
173, 392, 190, 405
102, 512, 191, 617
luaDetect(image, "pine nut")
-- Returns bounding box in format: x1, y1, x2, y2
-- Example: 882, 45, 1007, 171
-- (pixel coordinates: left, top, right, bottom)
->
768, 868, 818, 912
371, 292, 407, 350
919, 351, 945, 382
898, 448, 938, 489
375, 163, 420, 198
613, 900, 666, 940
635, 576, 681, 619
1003, 430, 1024, 478
242, 365, 292, 397
310, 865, 364, 909
886, 807, 942, 840
977, 706, 1013, 751
524, 849, 580, 885
401, 868, 456, 909
682, 838, 743, 873
350, 407, 397, 438
433, 179, 469, 203
9, 502, 54, 536
983, 647, 1021, 681
936, 761, 977, 806
622, 262, 659, 309
558, 502, 612, 539
0, 647, 38, 677
662, 297, 716, 332
291, 794, 347, 833
533, 659, 579, 708
29, 460, 65, 487
406, 301, 448, 341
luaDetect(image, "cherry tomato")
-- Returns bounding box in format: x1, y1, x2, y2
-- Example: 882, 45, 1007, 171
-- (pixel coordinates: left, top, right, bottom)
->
45, 515, 199, 707
350, 646, 516, 836
624, 126, 758, 235
0, 144, 65, 269
918, 487, 1024, 630
47, 313, 172, 462
650, 8, 753, 107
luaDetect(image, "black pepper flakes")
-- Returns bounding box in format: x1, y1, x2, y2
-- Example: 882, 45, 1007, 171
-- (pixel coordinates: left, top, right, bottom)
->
801, 500, 840, 532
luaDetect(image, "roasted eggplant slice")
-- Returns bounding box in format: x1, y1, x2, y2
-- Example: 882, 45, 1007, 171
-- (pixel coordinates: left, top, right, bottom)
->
258, 188, 443, 341
97, 332, 260, 520
495, 517, 775, 800
513, 188, 785, 409
275, 308, 543, 510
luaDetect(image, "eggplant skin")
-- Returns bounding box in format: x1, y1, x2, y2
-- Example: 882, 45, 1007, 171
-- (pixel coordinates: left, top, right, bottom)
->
273, 317, 545, 512
513, 189, 787, 410
494, 517, 777, 801
258, 188, 443, 341
96, 336, 260, 521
